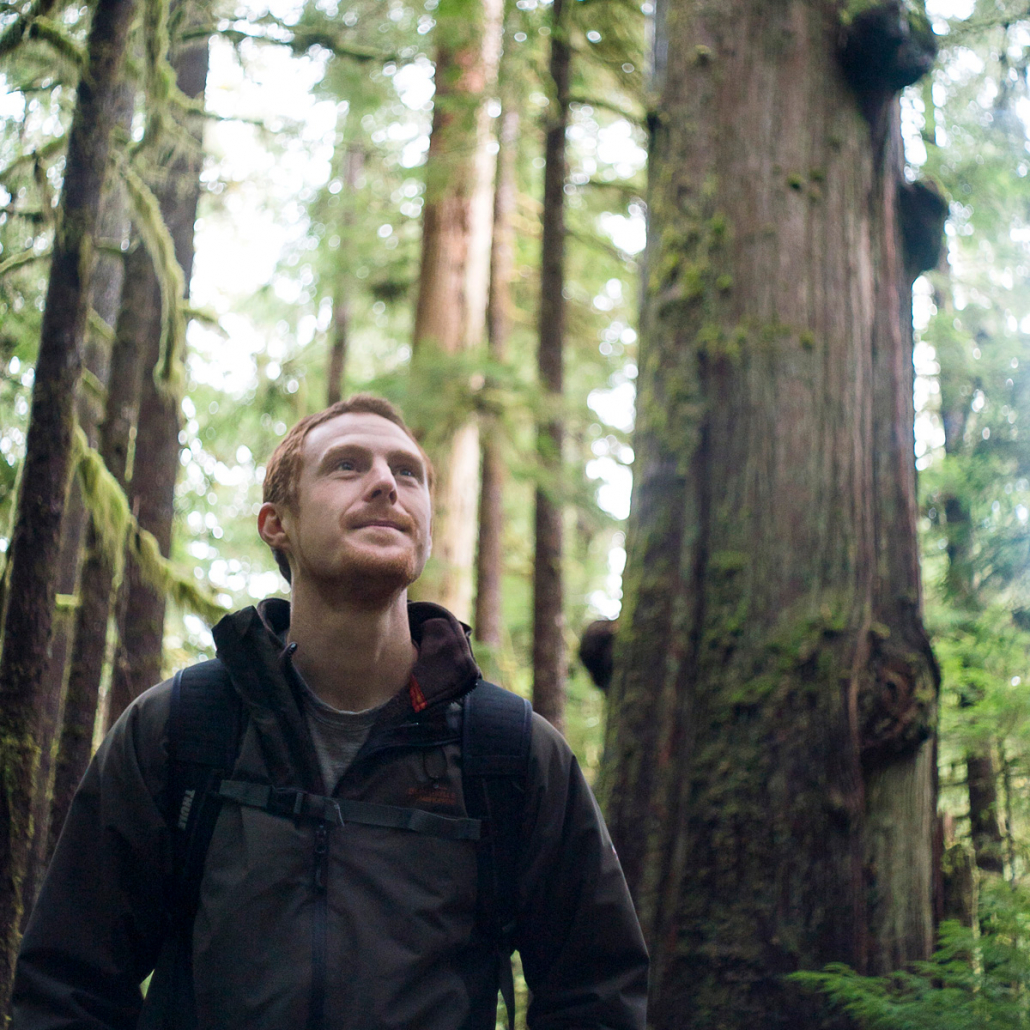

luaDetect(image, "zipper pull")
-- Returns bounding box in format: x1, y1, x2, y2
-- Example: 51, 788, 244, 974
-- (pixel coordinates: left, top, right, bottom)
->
313, 822, 329, 892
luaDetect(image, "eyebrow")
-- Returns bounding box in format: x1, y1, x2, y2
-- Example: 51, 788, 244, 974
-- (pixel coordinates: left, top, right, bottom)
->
315, 442, 426, 480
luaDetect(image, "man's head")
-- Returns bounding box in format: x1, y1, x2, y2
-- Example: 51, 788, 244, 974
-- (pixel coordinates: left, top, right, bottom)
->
258, 395, 434, 599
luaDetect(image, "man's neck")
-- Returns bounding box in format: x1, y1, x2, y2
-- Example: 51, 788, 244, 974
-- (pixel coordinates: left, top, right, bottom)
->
286, 583, 417, 712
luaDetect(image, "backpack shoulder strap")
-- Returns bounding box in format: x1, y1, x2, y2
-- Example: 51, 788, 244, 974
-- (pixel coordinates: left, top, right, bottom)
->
461, 679, 533, 1030
141, 659, 242, 1030
166, 658, 242, 914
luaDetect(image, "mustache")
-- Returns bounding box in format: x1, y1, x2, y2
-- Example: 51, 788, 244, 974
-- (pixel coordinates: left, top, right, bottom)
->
348, 510, 415, 532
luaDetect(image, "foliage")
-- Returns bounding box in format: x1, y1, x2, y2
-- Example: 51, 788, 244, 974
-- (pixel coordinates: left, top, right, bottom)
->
791, 880, 1030, 1030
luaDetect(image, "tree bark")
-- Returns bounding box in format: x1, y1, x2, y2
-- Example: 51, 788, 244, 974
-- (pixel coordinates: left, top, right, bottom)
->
531, 0, 569, 734
411, 0, 502, 622
474, 96, 519, 651
48, 238, 155, 856
601, 2, 937, 1025
967, 750, 1004, 874
107, 24, 209, 726
21, 86, 134, 922
0, 0, 136, 1002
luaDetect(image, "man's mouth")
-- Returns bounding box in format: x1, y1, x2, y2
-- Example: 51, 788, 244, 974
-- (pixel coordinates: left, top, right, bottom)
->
355, 519, 408, 532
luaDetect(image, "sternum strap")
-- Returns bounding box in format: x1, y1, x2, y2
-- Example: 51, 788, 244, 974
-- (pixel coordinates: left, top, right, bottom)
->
215, 780, 482, 840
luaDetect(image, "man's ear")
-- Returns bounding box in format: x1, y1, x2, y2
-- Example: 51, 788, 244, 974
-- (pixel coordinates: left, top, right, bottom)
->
257, 502, 290, 551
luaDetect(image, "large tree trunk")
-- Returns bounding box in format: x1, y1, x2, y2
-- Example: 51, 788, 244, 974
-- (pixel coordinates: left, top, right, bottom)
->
474, 89, 519, 652
107, 24, 209, 725
411, 0, 502, 622
531, 0, 569, 733
601, 2, 938, 1025
21, 89, 134, 921
0, 0, 136, 1002
48, 237, 155, 856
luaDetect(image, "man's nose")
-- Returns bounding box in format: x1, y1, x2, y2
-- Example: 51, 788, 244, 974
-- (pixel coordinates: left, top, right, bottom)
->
366, 459, 398, 501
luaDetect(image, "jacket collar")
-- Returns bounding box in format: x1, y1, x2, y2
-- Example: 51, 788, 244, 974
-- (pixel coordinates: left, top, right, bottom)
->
212, 597, 482, 717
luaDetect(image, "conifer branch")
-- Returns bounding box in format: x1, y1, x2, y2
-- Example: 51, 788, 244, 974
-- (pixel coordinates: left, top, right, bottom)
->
25, 15, 86, 70
0, 246, 51, 276
0, 137, 66, 183
0, 0, 58, 58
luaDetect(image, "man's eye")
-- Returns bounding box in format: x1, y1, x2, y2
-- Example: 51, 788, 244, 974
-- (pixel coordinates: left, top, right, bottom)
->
396, 466, 417, 479
336, 459, 356, 471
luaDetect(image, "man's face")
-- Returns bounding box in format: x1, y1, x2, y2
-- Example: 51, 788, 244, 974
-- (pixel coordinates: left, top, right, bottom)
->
259, 412, 432, 601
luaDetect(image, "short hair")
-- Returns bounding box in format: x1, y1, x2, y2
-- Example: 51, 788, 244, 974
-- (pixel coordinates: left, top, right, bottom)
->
262, 394, 434, 583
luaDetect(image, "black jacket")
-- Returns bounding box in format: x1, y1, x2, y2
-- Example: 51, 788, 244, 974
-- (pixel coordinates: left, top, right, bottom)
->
14, 600, 648, 1029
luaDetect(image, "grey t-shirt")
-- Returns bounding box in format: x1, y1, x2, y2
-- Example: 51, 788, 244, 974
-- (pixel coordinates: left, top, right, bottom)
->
296, 676, 386, 793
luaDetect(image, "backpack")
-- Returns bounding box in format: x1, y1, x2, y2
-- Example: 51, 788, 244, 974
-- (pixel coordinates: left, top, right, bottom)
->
139, 659, 532, 1030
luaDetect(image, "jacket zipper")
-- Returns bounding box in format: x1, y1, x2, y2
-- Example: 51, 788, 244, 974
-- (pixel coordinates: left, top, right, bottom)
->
308, 821, 329, 1030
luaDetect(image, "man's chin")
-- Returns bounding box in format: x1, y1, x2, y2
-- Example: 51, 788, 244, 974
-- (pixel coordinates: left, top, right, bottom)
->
321, 553, 423, 604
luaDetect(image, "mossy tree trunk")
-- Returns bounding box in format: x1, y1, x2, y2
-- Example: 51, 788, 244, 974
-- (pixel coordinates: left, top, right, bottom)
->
0, 0, 136, 1004
601, 2, 938, 1025
411, 0, 502, 622
107, 20, 209, 724
531, 0, 569, 733
48, 233, 155, 855
22, 87, 134, 921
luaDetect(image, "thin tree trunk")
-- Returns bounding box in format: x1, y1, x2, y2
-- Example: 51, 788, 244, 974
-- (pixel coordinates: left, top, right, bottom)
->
967, 750, 1004, 874
531, 0, 569, 733
48, 239, 156, 857
21, 87, 133, 919
0, 0, 135, 1001
326, 146, 364, 407
601, 2, 937, 1024
107, 25, 209, 726
474, 97, 519, 650
411, 0, 502, 622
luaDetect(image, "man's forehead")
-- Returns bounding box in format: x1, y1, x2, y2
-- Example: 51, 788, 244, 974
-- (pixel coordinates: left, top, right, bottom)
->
302, 412, 420, 462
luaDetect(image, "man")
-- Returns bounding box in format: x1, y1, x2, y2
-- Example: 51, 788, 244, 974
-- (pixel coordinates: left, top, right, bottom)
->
14, 394, 648, 1030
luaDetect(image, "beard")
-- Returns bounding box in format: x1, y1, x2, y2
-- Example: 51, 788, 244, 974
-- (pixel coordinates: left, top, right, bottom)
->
306, 531, 430, 609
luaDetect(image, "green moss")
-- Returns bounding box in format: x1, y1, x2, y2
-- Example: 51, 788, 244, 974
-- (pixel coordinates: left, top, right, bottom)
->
808, 167, 826, 182
787, 173, 804, 191
693, 44, 713, 64
799, 330, 816, 351
760, 320, 792, 343
716, 273, 733, 292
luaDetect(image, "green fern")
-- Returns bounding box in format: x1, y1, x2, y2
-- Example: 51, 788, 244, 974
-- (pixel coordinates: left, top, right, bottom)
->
790, 880, 1030, 1030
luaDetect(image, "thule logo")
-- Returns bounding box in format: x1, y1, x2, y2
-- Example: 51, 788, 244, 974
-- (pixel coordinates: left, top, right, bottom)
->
177, 789, 196, 830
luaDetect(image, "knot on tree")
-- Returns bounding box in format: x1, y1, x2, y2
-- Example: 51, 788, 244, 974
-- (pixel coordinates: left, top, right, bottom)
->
900, 178, 948, 280
839, 2, 937, 98
579, 618, 617, 692
860, 638, 936, 765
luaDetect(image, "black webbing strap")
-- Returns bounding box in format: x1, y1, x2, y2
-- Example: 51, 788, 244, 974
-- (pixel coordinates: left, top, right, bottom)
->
215, 780, 483, 841
462, 680, 533, 1030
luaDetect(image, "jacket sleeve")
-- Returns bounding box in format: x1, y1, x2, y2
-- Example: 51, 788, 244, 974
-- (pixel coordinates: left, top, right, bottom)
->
12, 683, 175, 1030
515, 714, 649, 1030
